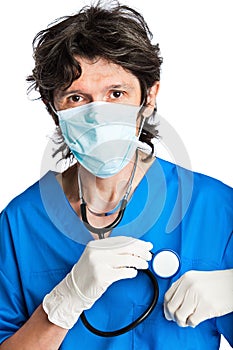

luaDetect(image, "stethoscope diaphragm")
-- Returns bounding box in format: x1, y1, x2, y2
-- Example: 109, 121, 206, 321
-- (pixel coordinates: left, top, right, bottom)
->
152, 249, 181, 279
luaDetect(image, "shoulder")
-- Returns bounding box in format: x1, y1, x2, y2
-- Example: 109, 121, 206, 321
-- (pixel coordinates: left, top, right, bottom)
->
155, 158, 232, 232
1, 172, 56, 218
156, 157, 232, 202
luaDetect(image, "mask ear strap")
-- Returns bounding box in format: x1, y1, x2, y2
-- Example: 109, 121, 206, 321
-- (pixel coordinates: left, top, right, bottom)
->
138, 114, 145, 137
49, 102, 59, 117
136, 98, 147, 136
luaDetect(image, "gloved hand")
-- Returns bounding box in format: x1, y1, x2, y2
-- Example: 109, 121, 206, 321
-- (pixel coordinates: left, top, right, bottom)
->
164, 269, 233, 328
43, 236, 153, 329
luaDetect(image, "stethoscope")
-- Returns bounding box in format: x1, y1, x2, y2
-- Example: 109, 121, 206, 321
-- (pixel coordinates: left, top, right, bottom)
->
78, 151, 181, 337
78, 150, 139, 239
80, 250, 180, 337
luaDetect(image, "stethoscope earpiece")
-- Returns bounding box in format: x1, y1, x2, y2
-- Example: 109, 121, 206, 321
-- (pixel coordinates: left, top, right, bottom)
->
152, 249, 181, 279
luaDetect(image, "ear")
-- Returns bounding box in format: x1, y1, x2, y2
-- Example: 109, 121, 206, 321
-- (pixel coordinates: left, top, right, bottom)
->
42, 98, 59, 126
143, 82, 160, 118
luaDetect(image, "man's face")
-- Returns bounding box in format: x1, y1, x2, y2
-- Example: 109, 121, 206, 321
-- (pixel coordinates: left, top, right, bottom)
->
53, 57, 142, 111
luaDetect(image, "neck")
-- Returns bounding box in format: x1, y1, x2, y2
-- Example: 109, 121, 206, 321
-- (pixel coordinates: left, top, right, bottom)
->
57, 150, 156, 217
78, 153, 137, 214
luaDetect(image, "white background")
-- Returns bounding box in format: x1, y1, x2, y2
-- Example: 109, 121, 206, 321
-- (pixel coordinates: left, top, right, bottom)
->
0, 1, 232, 348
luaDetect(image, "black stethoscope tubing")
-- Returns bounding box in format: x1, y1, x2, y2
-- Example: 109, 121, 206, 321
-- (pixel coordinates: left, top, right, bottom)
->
80, 199, 127, 238
78, 150, 160, 336
78, 151, 138, 239
80, 268, 159, 337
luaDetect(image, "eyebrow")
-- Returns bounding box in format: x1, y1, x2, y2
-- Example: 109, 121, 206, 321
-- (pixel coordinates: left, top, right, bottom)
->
57, 84, 134, 98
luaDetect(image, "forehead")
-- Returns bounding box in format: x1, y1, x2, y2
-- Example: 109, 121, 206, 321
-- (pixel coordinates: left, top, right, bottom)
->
61, 57, 140, 92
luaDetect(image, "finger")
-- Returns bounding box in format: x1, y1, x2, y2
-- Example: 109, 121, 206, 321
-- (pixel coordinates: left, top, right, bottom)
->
118, 241, 153, 261
92, 236, 153, 260
100, 267, 138, 293
89, 236, 152, 251
110, 266, 138, 281
89, 236, 135, 247
173, 290, 197, 327
164, 277, 182, 303
111, 254, 149, 270
119, 250, 152, 262
187, 305, 213, 328
164, 280, 185, 322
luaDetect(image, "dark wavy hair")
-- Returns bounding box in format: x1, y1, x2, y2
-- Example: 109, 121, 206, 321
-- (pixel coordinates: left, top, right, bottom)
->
27, 0, 163, 158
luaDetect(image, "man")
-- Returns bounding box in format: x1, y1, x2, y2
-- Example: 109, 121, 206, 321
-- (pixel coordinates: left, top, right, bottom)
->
0, 2, 232, 349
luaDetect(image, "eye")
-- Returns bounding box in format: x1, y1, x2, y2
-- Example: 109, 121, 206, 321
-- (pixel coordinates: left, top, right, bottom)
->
69, 95, 83, 103
110, 91, 124, 99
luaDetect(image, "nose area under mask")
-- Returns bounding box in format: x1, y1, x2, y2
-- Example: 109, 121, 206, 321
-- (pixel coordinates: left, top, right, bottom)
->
57, 101, 143, 178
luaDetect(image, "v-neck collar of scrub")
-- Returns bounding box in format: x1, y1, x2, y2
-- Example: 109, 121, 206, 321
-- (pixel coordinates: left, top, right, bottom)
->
39, 157, 168, 244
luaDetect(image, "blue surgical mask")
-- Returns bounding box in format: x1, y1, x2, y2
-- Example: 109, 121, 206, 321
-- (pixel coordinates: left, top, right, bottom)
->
57, 101, 143, 178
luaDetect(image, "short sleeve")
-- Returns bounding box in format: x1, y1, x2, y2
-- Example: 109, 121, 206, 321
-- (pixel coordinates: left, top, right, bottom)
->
0, 209, 28, 344
216, 230, 233, 347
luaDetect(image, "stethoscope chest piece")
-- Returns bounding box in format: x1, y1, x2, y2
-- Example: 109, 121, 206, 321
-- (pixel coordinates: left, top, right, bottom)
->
152, 249, 181, 279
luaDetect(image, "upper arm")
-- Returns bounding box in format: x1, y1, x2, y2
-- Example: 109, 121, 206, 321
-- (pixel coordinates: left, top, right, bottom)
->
0, 210, 28, 344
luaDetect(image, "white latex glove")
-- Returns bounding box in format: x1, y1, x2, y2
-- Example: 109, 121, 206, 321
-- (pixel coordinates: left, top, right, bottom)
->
164, 269, 233, 328
43, 236, 153, 329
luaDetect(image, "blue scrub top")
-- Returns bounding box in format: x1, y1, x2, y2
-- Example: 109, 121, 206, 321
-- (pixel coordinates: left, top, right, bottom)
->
0, 158, 233, 349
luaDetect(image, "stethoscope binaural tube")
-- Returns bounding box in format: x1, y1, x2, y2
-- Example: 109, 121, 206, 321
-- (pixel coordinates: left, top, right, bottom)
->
78, 151, 138, 239
80, 269, 159, 337
80, 199, 127, 239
